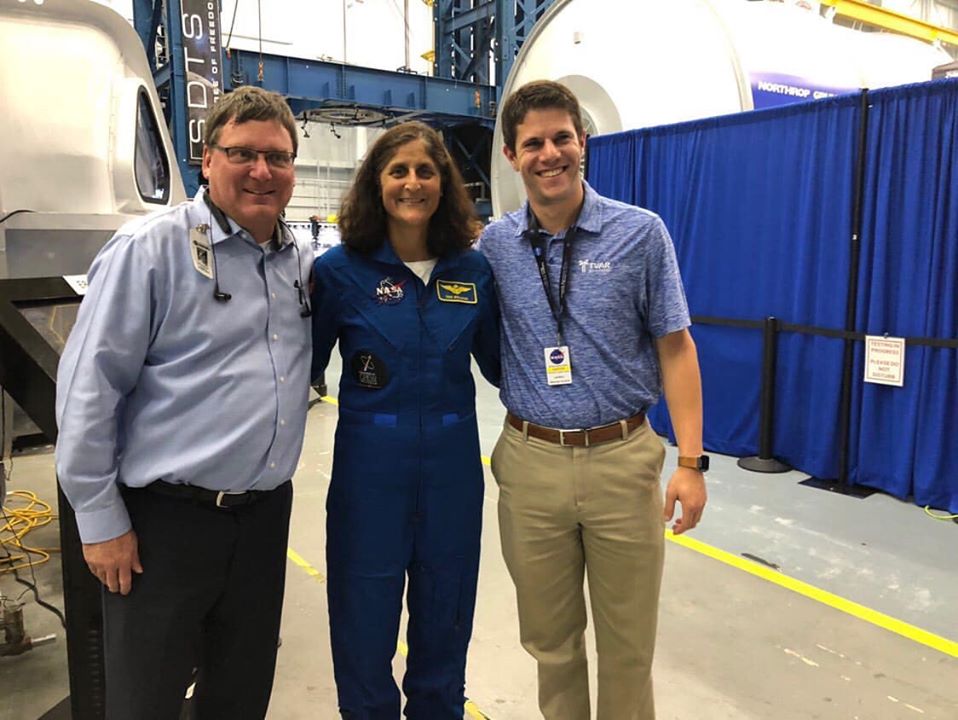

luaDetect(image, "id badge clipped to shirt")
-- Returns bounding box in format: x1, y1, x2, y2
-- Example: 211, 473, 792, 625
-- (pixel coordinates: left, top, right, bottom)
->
544, 345, 572, 386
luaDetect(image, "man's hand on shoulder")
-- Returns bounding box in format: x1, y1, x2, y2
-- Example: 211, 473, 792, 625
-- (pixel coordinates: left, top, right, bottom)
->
663, 467, 707, 535
82, 530, 143, 595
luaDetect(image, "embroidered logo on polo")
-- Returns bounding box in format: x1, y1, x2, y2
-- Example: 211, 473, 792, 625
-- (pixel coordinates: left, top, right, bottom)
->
375, 277, 406, 305
350, 351, 388, 389
577, 259, 612, 273
436, 280, 477, 304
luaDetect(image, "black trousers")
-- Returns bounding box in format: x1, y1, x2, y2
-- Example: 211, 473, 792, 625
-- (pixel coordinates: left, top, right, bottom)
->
102, 481, 293, 720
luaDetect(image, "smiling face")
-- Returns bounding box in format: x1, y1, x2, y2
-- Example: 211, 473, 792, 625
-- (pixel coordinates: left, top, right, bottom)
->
504, 107, 586, 217
379, 139, 442, 238
202, 118, 296, 243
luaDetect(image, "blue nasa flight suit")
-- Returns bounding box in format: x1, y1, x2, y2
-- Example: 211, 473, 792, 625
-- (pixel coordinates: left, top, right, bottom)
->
311, 240, 500, 720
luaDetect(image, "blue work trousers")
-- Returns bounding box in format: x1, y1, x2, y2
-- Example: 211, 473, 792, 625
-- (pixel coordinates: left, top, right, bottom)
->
326, 415, 484, 719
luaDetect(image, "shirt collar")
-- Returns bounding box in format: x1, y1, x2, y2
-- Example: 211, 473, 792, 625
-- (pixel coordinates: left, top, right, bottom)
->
368, 238, 461, 273
512, 180, 602, 240
369, 238, 404, 266
191, 187, 293, 249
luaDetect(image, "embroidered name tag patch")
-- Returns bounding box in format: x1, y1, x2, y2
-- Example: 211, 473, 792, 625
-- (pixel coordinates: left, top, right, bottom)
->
350, 350, 389, 389
436, 280, 477, 304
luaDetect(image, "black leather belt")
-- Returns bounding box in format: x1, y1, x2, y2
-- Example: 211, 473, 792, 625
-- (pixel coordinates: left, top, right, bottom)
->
142, 481, 268, 509
507, 411, 646, 447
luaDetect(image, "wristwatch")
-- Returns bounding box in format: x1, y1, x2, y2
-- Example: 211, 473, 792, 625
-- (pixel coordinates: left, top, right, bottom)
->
678, 455, 710, 472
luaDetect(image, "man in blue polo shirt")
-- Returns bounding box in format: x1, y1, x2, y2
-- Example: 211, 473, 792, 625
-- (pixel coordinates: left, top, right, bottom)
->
481, 80, 708, 720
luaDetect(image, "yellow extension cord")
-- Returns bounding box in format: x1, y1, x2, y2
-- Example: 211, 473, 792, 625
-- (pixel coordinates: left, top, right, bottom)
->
923, 505, 958, 521
1, 490, 59, 574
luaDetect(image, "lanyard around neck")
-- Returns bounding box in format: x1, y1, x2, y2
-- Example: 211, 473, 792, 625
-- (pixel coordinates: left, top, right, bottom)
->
525, 210, 580, 346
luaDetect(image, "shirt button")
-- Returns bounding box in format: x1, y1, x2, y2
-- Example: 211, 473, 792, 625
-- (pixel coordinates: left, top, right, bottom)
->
270, 462, 276, 469
272, 333, 279, 341
279, 376, 286, 383
271, 292, 277, 299
280, 419, 286, 426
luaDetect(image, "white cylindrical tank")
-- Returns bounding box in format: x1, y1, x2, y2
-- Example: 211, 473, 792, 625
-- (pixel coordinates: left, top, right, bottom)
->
492, 0, 951, 215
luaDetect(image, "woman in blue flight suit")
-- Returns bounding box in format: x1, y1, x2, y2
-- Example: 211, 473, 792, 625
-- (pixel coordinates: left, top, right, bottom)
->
310, 122, 499, 719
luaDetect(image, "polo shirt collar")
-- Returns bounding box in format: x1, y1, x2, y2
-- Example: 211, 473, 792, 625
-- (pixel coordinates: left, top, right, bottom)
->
513, 180, 602, 239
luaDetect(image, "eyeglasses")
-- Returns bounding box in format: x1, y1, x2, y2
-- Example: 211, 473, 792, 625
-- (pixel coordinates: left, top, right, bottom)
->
211, 144, 296, 169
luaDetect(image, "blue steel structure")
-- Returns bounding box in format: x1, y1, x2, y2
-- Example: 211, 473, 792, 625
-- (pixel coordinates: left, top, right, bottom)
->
222, 48, 495, 120
434, 0, 553, 88
132, 0, 555, 208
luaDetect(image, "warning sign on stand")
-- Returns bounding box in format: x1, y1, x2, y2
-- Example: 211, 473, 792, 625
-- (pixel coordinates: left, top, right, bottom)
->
864, 336, 905, 387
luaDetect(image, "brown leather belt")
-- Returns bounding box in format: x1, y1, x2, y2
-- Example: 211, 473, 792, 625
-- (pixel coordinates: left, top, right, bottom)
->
506, 411, 646, 447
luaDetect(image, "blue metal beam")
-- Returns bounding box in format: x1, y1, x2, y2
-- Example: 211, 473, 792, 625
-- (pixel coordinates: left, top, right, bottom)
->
164, 1, 200, 196
434, 0, 493, 85
132, 0, 163, 72
447, 2, 496, 32
500, 0, 555, 89
461, 19, 495, 83
494, 2, 518, 89
225, 49, 496, 123
435, 1, 558, 94
448, 133, 491, 189
152, 62, 171, 91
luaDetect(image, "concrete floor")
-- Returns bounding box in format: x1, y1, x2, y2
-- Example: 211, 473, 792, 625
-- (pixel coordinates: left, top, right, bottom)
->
2, 363, 957, 719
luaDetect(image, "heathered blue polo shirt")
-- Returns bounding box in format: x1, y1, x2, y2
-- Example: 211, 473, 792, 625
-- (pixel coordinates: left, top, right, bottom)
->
479, 181, 690, 429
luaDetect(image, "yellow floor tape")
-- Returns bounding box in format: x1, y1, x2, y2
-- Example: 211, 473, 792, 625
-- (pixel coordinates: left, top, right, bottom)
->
665, 529, 958, 658
309, 394, 958, 675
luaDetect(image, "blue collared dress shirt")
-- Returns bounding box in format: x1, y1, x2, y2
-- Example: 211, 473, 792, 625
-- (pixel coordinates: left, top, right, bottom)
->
55, 189, 311, 543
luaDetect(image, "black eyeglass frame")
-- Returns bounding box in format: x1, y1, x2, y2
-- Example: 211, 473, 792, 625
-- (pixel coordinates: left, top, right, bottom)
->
209, 144, 296, 169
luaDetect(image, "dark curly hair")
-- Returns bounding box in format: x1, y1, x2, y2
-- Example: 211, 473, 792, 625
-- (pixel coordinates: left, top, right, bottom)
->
339, 121, 481, 256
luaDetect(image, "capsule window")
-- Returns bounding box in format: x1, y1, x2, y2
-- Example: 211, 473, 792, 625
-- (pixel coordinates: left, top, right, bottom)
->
134, 90, 171, 204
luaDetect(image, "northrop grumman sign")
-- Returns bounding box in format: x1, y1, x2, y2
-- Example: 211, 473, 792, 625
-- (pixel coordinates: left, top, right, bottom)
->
182, 0, 223, 164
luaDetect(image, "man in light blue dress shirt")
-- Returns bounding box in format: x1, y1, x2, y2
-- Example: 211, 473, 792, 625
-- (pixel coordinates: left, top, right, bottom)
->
55, 86, 311, 719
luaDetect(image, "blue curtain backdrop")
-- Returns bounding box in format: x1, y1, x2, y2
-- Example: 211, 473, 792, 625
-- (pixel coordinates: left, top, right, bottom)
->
586, 78, 958, 512
587, 95, 861, 478
853, 81, 958, 512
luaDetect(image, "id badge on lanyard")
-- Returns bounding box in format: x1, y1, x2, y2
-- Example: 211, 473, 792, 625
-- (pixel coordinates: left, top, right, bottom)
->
529, 221, 578, 387
544, 345, 572, 386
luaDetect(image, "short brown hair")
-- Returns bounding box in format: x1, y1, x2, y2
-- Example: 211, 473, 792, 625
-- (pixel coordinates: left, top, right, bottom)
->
339, 121, 481, 256
500, 80, 584, 152
204, 86, 298, 155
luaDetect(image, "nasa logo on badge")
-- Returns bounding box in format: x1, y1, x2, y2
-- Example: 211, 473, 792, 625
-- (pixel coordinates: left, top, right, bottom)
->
544, 345, 572, 386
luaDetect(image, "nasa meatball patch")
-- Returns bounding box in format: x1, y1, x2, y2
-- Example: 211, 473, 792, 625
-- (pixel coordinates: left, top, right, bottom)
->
375, 277, 406, 305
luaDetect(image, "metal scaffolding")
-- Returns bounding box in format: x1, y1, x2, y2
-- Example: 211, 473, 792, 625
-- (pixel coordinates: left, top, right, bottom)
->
132, 0, 556, 205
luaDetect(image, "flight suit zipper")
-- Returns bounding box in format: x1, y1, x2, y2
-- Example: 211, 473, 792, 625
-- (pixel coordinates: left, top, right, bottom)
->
414, 270, 428, 526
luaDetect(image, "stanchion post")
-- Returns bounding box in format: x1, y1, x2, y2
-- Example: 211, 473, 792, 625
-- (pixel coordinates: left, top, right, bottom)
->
800, 90, 877, 499
738, 316, 792, 473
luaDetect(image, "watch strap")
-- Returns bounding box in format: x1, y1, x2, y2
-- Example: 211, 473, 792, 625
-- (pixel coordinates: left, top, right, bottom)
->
678, 454, 709, 471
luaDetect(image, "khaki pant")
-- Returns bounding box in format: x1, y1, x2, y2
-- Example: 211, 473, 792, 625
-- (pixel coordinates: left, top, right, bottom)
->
491, 418, 666, 720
